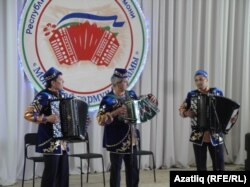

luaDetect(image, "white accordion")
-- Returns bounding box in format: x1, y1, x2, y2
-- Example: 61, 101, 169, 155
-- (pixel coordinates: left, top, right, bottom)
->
123, 96, 159, 124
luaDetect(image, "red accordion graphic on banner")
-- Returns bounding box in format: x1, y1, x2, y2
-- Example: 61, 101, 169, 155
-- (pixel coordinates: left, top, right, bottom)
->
43, 21, 120, 66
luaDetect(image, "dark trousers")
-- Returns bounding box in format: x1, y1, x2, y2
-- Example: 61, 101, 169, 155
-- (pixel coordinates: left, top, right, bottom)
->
193, 143, 224, 171
109, 148, 139, 187
41, 151, 69, 187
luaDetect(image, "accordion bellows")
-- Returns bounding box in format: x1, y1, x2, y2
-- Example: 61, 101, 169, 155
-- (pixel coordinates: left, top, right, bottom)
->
44, 21, 119, 66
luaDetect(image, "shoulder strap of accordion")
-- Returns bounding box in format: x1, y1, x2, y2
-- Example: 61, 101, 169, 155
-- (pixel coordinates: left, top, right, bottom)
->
209, 87, 216, 92
125, 90, 134, 101
105, 93, 117, 99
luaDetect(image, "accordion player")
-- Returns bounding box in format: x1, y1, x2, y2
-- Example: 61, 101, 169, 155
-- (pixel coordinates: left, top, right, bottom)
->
179, 69, 240, 171
50, 98, 89, 141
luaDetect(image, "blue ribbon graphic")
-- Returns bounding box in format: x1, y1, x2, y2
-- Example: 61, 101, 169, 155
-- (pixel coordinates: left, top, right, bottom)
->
57, 12, 125, 27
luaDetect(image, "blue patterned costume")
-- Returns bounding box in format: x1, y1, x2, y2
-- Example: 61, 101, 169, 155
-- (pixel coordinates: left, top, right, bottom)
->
98, 90, 138, 153
179, 86, 225, 171
25, 89, 72, 154
183, 88, 224, 146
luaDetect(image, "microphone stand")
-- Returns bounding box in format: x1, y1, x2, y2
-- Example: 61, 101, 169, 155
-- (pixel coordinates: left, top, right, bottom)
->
209, 95, 220, 132
126, 118, 137, 187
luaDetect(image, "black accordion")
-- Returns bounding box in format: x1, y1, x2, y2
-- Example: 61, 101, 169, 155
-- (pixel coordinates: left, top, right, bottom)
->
190, 94, 240, 133
50, 98, 88, 141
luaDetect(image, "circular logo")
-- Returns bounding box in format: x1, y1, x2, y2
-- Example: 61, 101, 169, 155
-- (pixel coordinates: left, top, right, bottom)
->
19, 0, 148, 110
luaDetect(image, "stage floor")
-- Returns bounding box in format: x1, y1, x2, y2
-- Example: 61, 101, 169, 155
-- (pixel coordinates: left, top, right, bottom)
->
14, 164, 244, 187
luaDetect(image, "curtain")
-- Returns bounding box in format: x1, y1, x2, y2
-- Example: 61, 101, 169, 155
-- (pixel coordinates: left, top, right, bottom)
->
0, 0, 250, 185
